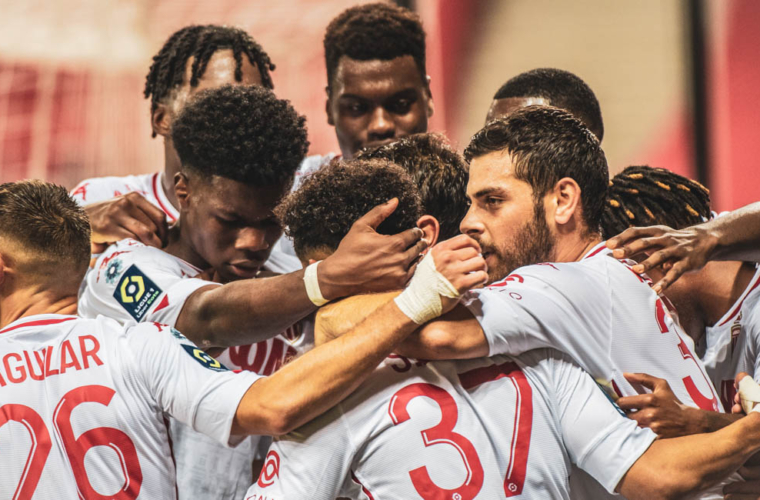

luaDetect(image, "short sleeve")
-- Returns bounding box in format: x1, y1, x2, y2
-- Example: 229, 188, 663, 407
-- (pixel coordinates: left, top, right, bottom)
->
124, 323, 262, 446
70, 176, 133, 206
243, 404, 355, 499
462, 265, 608, 361
551, 352, 656, 494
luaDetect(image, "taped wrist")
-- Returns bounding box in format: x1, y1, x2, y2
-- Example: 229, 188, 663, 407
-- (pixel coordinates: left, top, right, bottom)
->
303, 261, 329, 307
739, 376, 760, 415
394, 251, 460, 324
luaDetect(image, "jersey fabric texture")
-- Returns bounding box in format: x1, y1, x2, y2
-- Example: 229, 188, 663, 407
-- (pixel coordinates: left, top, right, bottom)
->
461, 242, 726, 499
78, 239, 294, 500
0, 314, 260, 499
701, 264, 760, 410
244, 349, 655, 499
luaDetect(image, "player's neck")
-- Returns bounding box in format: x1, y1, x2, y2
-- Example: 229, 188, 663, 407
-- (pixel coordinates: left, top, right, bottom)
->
700, 261, 757, 327
161, 140, 181, 210
555, 231, 603, 263
0, 288, 77, 329
163, 223, 209, 272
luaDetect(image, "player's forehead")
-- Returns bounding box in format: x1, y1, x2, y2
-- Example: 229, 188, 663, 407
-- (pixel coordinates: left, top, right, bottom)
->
486, 96, 550, 123
467, 150, 529, 198
333, 55, 425, 101
186, 48, 262, 93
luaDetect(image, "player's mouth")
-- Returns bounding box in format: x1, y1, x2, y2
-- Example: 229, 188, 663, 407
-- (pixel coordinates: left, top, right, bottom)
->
228, 261, 262, 279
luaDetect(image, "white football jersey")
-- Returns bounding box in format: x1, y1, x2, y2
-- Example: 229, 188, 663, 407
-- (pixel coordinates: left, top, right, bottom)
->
464, 243, 727, 499
244, 349, 656, 500
0, 314, 260, 500
78, 239, 309, 499
701, 265, 760, 409
71, 171, 179, 223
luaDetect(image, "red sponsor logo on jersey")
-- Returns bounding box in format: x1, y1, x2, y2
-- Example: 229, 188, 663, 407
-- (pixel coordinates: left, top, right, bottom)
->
721, 380, 737, 413
257, 450, 280, 488
71, 182, 89, 201
228, 339, 297, 375
280, 323, 302, 343
731, 312, 743, 353
488, 273, 524, 289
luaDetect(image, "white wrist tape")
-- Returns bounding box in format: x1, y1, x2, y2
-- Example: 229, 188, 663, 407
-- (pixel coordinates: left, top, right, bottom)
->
303, 261, 329, 307
394, 251, 460, 324
739, 376, 760, 415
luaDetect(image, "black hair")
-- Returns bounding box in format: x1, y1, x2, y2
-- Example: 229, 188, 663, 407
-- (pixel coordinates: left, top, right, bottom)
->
466, 105, 609, 233
601, 165, 711, 239
324, 2, 427, 90
276, 158, 422, 259
171, 85, 308, 188
493, 68, 604, 140
144, 25, 275, 136
358, 133, 468, 240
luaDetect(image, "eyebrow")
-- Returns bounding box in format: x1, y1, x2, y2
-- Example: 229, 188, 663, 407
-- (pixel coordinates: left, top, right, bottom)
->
473, 187, 507, 199
338, 88, 419, 102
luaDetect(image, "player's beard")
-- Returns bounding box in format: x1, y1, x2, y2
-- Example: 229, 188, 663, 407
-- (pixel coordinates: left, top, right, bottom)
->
483, 199, 556, 284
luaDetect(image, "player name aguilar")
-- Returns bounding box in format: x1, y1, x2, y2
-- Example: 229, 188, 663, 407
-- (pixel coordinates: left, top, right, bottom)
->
0, 335, 103, 386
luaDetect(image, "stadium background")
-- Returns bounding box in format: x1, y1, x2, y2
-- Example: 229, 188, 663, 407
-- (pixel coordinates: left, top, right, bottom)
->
0, 0, 756, 211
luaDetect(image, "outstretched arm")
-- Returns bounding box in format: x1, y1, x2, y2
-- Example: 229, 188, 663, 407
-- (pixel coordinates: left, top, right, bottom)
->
175, 200, 427, 348
617, 412, 760, 500
607, 202, 760, 293
233, 235, 488, 435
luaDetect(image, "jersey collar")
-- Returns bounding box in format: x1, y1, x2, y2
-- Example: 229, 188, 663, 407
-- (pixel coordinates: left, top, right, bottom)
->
153, 172, 179, 223
715, 264, 760, 327
582, 241, 609, 260
0, 314, 77, 335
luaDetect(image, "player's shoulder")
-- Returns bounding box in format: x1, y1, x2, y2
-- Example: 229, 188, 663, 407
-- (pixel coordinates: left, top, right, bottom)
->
93, 238, 184, 284
485, 258, 607, 296
70, 172, 155, 203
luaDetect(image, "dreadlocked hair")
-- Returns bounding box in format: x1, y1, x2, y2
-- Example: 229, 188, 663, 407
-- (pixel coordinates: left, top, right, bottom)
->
144, 25, 275, 136
601, 165, 711, 239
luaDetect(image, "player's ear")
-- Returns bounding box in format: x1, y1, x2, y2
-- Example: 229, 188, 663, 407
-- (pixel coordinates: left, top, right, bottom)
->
151, 103, 173, 137
174, 172, 191, 209
417, 215, 440, 250
552, 177, 582, 228
325, 86, 335, 126
0, 253, 6, 289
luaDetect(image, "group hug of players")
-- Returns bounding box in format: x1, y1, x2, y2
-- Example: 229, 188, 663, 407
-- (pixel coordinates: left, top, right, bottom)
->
2, 3, 760, 499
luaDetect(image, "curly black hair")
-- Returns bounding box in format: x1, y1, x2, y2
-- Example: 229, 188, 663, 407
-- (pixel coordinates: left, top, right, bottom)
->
493, 68, 604, 140
601, 165, 711, 239
171, 85, 309, 188
324, 2, 427, 91
466, 105, 608, 234
276, 158, 422, 259
144, 25, 275, 137
358, 133, 468, 241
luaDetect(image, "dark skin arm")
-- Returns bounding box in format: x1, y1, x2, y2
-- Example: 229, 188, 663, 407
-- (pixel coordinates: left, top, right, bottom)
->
607, 202, 760, 294
86, 192, 168, 253
616, 372, 742, 438
232, 235, 488, 435
175, 200, 428, 349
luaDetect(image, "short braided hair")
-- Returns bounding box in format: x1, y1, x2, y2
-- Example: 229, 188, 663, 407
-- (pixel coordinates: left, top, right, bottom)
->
276, 158, 422, 260
493, 68, 604, 140
324, 2, 427, 90
145, 25, 275, 136
601, 165, 711, 239
358, 133, 468, 241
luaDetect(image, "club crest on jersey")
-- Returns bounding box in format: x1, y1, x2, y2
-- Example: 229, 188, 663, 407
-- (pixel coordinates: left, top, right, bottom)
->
113, 265, 163, 321
181, 344, 228, 371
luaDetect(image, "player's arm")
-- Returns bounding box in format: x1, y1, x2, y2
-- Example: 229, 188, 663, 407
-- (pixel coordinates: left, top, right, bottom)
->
233, 235, 488, 436
607, 202, 760, 293
617, 413, 760, 499
316, 292, 489, 359
175, 200, 428, 349
616, 373, 742, 437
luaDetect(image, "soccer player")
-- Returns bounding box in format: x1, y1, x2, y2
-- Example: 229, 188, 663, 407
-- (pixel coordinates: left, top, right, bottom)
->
485, 68, 604, 141
0, 179, 482, 499
77, 84, 426, 498
244, 152, 760, 500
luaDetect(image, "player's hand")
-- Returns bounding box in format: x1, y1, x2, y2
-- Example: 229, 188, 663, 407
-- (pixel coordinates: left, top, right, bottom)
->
319, 198, 428, 300
606, 224, 718, 294
86, 192, 168, 253
430, 234, 488, 315
616, 372, 698, 438
724, 465, 760, 498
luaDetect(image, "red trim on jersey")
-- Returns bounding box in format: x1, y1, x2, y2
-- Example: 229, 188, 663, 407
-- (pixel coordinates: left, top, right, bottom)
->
153, 295, 170, 313
583, 242, 607, 260
350, 471, 375, 500
152, 173, 177, 222
719, 272, 760, 326
0, 317, 76, 335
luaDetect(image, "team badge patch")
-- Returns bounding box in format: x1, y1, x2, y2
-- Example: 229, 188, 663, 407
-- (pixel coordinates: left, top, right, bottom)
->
181, 344, 228, 371
113, 265, 163, 321
105, 258, 124, 285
